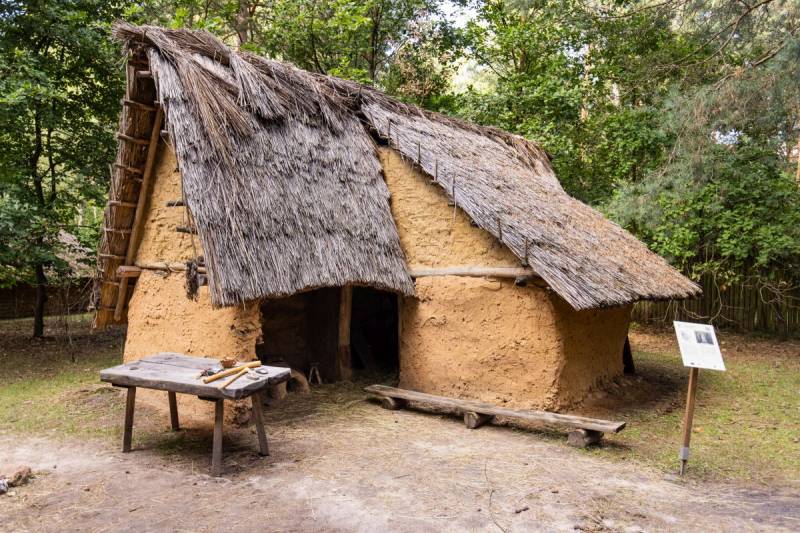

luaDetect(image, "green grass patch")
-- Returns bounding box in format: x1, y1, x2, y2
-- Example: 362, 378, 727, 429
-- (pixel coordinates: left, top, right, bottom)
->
584, 349, 800, 485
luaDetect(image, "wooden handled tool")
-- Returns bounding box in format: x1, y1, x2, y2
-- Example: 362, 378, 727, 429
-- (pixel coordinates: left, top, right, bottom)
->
202, 361, 261, 383
219, 368, 248, 389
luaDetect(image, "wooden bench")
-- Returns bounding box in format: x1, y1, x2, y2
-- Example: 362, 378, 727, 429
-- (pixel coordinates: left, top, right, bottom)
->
364, 384, 626, 447
100, 353, 291, 475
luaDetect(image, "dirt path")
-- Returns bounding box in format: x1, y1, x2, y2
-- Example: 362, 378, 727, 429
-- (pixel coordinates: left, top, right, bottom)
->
2, 394, 797, 532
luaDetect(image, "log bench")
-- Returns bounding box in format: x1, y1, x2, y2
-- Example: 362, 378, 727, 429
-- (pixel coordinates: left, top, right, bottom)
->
364, 384, 626, 447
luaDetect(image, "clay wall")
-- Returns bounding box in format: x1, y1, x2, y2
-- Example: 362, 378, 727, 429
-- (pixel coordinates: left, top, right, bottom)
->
380, 147, 630, 410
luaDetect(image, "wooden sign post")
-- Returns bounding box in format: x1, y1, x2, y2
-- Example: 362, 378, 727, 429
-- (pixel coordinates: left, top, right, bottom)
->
673, 321, 726, 476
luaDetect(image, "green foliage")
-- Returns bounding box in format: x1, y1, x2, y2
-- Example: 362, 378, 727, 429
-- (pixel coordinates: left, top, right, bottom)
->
0, 0, 125, 290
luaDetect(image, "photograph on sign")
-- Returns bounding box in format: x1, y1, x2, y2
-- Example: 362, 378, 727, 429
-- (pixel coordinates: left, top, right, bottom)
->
673, 321, 725, 371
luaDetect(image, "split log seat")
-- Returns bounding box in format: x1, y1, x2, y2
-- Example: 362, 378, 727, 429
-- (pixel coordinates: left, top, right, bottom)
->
364, 384, 626, 447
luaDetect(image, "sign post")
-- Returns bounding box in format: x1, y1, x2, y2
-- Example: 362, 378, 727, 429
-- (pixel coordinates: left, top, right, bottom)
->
673, 321, 726, 476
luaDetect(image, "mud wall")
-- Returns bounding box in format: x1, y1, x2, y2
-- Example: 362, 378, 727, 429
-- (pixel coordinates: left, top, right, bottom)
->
381, 147, 630, 410
135, 143, 200, 263
554, 301, 633, 407
123, 143, 260, 424
378, 148, 519, 269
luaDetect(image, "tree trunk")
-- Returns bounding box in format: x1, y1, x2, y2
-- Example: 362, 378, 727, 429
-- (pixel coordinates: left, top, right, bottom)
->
33, 262, 48, 338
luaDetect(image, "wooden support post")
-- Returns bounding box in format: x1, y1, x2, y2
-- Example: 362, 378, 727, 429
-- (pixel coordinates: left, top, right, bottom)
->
168, 391, 179, 431
212, 399, 224, 476
114, 106, 164, 321
337, 285, 353, 381
463, 411, 494, 429
567, 428, 603, 448
251, 392, 269, 456
679, 367, 700, 475
377, 396, 407, 410
123, 386, 136, 452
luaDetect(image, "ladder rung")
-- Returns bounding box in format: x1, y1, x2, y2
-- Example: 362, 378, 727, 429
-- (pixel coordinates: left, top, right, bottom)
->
122, 99, 157, 112
117, 133, 150, 146
108, 200, 137, 208
113, 163, 143, 174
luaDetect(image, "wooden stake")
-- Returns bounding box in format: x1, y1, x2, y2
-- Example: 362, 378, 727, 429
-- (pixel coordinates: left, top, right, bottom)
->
337, 285, 353, 381
679, 367, 700, 476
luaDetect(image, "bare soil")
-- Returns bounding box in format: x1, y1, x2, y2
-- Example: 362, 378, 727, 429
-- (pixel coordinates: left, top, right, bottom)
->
1, 383, 799, 532
1, 318, 798, 531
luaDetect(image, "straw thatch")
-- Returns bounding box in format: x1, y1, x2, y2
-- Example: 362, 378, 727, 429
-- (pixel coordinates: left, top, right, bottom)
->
104, 23, 699, 313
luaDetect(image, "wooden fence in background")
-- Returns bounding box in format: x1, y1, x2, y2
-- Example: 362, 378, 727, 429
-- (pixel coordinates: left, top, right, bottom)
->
632, 273, 800, 337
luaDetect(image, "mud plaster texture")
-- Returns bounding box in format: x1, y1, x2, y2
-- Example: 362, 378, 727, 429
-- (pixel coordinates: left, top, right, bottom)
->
381, 147, 632, 410
123, 144, 261, 425
135, 142, 202, 264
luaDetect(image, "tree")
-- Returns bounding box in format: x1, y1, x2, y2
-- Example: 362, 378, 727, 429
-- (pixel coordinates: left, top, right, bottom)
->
0, 0, 125, 336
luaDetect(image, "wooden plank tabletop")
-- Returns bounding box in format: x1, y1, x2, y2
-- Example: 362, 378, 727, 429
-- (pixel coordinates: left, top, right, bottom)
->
100, 353, 290, 400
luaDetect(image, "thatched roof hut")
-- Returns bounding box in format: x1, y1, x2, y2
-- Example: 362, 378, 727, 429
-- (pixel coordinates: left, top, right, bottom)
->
96, 23, 698, 326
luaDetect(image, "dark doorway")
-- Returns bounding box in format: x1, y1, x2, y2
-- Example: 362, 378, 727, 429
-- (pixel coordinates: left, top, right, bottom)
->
350, 287, 399, 373
257, 288, 340, 379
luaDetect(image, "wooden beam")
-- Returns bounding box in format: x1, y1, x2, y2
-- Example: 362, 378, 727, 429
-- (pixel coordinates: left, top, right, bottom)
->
122, 99, 157, 112
108, 200, 138, 208
134, 261, 207, 274
166, 200, 185, 207
116, 133, 150, 146
104, 227, 132, 234
135, 70, 153, 79
113, 163, 143, 175
409, 266, 539, 279
99, 253, 125, 260
337, 285, 353, 381
176, 226, 197, 234
114, 106, 164, 321
116, 266, 142, 278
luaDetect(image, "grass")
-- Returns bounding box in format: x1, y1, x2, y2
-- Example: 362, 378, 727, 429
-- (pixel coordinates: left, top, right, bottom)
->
580, 329, 800, 485
0, 314, 126, 439
1, 315, 797, 486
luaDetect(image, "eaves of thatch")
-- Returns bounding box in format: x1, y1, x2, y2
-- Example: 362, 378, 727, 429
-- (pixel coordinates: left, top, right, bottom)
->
101, 23, 700, 313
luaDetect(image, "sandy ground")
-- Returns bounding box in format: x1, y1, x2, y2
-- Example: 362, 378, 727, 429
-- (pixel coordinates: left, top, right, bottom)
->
1, 387, 798, 533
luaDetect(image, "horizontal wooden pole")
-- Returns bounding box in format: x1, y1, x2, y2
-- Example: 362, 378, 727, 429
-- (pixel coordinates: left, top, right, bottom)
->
122, 99, 157, 112
408, 266, 539, 279
113, 163, 143, 175
108, 200, 137, 208
104, 227, 132, 234
116, 266, 142, 278
117, 133, 150, 146
166, 200, 185, 207
135, 70, 153, 79
176, 226, 197, 234
135, 261, 207, 274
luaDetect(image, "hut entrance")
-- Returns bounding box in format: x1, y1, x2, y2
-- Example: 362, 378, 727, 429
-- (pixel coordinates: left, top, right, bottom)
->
350, 287, 399, 374
256, 286, 398, 382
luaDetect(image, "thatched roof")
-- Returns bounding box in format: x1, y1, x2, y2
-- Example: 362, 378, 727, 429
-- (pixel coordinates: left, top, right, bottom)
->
107, 23, 700, 311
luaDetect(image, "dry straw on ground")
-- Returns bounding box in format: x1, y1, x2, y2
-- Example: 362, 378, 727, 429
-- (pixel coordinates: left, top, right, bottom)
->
100, 23, 699, 319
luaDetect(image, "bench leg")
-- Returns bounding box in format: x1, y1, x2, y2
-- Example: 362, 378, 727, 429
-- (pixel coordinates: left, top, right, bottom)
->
168, 391, 180, 431
567, 429, 603, 448
374, 396, 407, 410
463, 411, 494, 429
122, 386, 136, 452
212, 399, 224, 476
251, 392, 269, 456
